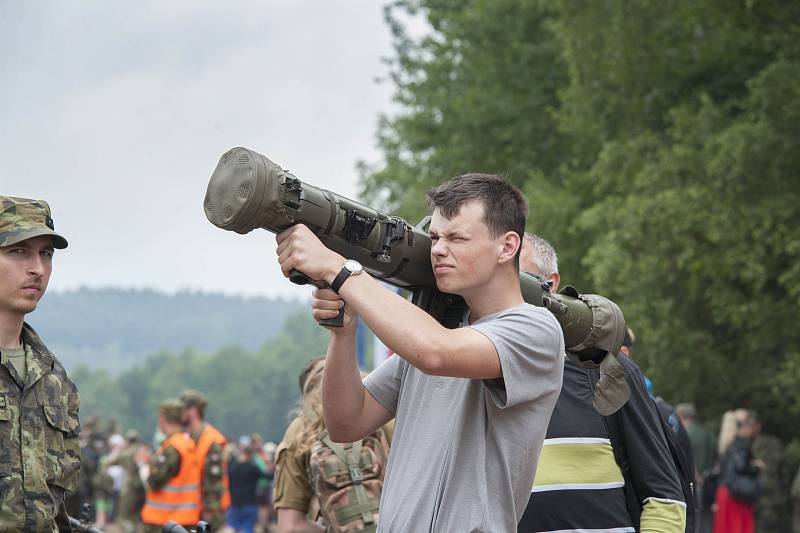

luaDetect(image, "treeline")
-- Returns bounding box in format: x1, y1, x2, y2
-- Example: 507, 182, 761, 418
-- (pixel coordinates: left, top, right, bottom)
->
31, 287, 305, 373
71, 310, 329, 443
361, 1, 800, 441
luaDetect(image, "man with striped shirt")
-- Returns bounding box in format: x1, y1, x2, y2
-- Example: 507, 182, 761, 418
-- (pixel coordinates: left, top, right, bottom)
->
517, 234, 686, 533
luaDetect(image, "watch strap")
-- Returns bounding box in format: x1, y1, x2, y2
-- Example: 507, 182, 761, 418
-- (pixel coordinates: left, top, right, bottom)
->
330, 266, 353, 294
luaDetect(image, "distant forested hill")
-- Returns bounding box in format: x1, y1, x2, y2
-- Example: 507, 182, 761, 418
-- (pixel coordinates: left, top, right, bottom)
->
28, 287, 306, 372
72, 310, 330, 443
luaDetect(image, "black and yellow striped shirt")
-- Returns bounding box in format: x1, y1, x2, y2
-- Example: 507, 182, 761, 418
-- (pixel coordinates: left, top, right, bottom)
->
518, 355, 685, 533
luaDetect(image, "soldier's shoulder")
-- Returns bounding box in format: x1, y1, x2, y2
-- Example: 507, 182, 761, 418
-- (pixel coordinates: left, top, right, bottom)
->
23, 329, 75, 385
156, 444, 182, 464
45, 356, 80, 394
49, 355, 75, 378
282, 418, 306, 445
276, 418, 306, 462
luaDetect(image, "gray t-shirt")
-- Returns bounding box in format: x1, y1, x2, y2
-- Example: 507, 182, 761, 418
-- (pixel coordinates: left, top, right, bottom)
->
363, 303, 565, 532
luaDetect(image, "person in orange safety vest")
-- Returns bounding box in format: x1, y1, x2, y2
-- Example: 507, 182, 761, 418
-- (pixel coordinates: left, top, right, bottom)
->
139, 399, 203, 533
180, 389, 231, 531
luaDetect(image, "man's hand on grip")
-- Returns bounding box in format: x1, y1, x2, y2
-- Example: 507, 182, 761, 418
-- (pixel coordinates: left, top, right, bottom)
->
312, 288, 357, 332
276, 224, 343, 285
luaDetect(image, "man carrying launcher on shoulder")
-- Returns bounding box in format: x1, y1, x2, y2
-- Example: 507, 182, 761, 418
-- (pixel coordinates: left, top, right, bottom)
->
275, 174, 565, 532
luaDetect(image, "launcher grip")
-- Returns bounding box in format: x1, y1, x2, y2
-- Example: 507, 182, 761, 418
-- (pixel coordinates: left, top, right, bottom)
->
289, 269, 345, 327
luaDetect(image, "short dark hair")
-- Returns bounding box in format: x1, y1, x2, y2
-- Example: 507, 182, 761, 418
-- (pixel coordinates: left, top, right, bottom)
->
426, 174, 528, 265
179, 389, 207, 418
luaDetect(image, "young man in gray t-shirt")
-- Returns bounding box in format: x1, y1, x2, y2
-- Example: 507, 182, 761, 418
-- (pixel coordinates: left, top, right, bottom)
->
275, 174, 565, 532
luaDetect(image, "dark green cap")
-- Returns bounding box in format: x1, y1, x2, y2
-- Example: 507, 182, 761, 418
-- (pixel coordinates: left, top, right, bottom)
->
0, 196, 68, 249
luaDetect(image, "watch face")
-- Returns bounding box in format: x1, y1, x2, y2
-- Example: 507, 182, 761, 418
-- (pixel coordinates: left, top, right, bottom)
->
344, 259, 363, 273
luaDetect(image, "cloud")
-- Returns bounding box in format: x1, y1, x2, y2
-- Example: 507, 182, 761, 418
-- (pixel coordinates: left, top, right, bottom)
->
1, 1, 395, 298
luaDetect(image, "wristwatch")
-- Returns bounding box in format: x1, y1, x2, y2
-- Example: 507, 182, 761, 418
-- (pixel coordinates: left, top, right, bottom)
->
330, 259, 363, 294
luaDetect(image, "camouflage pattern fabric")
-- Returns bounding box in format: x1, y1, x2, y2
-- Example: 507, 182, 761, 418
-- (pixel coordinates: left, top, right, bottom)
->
202, 441, 225, 530
190, 425, 226, 531
0, 196, 68, 249
146, 444, 181, 491
0, 323, 80, 532
107, 443, 147, 532
753, 433, 791, 532
308, 430, 389, 533
92, 459, 115, 503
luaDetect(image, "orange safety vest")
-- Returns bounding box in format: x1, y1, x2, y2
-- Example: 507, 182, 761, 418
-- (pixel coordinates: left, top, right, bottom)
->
141, 432, 202, 526
196, 423, 232, 511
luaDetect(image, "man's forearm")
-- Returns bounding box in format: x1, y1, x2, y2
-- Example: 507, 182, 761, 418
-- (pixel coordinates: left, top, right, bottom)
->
335, 273, 504, 378
321, 330, 366, 440
336, 273, 448, 373
277, 224, 506, 377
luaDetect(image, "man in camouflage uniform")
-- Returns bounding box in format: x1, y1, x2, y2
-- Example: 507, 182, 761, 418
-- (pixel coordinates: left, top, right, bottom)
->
753, 427, 791, 532
180, 389, 230, 531
0, 196, 81, 532
107, 430, 147, 533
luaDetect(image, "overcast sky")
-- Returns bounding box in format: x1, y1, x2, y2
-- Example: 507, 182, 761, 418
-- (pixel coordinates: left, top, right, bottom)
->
1, 1, 400, 300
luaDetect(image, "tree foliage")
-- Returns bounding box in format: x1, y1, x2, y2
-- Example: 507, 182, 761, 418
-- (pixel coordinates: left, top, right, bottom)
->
73, 311, 329, 443
362, 0, 800, 439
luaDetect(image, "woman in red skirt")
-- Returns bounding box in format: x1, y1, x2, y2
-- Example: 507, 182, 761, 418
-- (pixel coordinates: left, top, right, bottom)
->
713, 409, 763, 533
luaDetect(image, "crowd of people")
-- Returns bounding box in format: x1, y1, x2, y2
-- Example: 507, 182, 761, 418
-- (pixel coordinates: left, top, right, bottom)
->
3, 181, 800, 533
680, 405, 799, 533
57, 370, 800, 533
63, 358, 393, 533
65, 396, 278, 533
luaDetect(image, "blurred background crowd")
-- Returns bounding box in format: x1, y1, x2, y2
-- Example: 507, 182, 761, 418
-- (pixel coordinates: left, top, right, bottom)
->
68, 414, 277, 533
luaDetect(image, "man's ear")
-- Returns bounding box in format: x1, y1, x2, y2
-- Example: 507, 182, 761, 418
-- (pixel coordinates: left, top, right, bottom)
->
550, 272, 561, 292
498, 231, 521, 265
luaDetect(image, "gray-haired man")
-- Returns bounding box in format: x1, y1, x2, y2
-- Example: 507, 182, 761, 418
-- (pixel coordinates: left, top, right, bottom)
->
517, 233, 686, 533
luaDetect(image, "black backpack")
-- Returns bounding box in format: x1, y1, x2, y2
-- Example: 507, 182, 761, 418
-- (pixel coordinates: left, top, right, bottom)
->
604, 404, 697, 533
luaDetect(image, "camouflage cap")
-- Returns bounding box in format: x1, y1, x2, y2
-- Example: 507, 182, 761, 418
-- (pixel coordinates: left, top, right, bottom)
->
0, 196, 68, 249
179, 389, 208, 413
159, 399, 185, 424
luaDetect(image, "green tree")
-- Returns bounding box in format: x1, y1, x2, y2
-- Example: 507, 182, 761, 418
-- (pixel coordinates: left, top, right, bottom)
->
71, 311, 330, 443
361, 0, 567, 218
361, 0, 800, 439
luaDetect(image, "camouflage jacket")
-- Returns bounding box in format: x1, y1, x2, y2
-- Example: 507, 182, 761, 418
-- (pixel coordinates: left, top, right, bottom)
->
0, 323, 81, 532
108, 443, 147, 497
145, 443, 182, 491
191, 424, 225, 530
